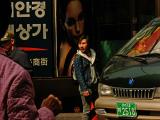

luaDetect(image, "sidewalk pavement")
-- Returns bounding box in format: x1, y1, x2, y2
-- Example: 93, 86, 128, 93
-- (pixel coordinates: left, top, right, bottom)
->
56, 113, 83, 120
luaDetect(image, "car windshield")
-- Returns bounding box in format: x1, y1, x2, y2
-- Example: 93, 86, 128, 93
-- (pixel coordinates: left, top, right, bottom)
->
117, 17, 160, 57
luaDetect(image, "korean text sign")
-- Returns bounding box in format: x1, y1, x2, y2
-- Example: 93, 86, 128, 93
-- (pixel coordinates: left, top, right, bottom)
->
10, 0, 54, 77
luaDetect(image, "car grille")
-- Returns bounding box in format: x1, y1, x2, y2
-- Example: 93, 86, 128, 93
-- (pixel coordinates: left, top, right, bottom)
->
112, 87, 155, 99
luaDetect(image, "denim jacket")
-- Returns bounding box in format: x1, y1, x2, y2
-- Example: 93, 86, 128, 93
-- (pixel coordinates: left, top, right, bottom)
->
73, 49, 97, 92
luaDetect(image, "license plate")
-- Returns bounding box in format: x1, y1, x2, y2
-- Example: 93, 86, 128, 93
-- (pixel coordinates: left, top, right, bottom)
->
116, 102, 137, 117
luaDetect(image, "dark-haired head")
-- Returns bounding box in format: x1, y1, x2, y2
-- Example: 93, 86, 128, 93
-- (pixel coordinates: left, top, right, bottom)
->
78, 34, 90, 53
0, 0, 11, 39
78, 34, 89, 45
58, 0, 87, 48
60, 0, 85, 23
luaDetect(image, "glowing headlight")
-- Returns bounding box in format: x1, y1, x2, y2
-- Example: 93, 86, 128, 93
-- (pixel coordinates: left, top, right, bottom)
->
154, 87, 160, 98
98, 83, 112, 96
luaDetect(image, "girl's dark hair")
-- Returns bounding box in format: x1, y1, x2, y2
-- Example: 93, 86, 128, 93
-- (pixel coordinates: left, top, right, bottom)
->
57, 0, 88, 48
0, 0, 11, 38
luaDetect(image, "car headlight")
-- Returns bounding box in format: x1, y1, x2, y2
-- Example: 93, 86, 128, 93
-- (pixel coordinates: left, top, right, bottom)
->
154, 87, 160, 98
98, 83, 113, 96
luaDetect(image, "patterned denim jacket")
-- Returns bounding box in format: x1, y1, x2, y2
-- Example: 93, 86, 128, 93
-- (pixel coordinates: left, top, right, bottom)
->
73, 49, 97, 92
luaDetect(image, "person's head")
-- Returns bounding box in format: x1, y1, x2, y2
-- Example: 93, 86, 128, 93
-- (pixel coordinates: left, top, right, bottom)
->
0, 32, 14, 54
78, 35, 89, 53
0, 0, 11, 39
64, 0, 85, 45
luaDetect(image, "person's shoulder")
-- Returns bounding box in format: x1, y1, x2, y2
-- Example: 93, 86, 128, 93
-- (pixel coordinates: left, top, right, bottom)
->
0, 54, 31, 83
0, 54, 27, 72
90, 48, 96, 53
74, 53, 82, 60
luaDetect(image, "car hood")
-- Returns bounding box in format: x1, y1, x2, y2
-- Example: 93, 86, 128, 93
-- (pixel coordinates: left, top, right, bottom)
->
101, 61, 160, 88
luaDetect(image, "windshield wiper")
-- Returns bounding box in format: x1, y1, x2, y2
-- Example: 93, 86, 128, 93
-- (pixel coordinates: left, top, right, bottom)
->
138, 52, 160, 58
115, 54, 148, 64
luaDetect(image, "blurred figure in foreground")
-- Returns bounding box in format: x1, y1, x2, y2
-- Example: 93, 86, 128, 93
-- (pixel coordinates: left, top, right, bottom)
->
0, 0, 62, 119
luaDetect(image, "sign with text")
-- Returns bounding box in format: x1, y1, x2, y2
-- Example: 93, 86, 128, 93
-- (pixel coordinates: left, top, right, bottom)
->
117, 102, 137, 118
9, 0, 55, 77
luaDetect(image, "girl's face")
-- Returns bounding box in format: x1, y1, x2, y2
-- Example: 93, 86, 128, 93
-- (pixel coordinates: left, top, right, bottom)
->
78, 38, 88, 53
65, 0, 85, 43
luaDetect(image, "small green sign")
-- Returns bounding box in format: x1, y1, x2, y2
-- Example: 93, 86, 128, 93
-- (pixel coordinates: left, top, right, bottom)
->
116, 102, 137, 117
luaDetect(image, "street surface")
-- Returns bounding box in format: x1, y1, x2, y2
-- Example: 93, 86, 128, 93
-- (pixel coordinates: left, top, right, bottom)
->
56, 113, 83, 120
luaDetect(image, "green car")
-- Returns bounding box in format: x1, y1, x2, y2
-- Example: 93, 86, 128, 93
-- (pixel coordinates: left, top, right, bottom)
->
95, 17, 160, 120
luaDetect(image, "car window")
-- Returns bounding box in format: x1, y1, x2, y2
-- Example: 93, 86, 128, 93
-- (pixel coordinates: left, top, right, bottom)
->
128, 26, 160, 56
117, 17, 160, 57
